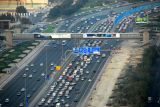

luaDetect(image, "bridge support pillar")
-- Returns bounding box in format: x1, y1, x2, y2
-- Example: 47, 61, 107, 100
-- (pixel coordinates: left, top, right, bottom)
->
143, 31, 149, 45
4, 30, 13, 49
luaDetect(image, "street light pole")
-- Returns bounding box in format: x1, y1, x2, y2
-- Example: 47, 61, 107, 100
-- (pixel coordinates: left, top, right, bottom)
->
45, 46, 47, 82
64, 50, 72, 61
44, 44, 49, 82
24, 67, 27, 107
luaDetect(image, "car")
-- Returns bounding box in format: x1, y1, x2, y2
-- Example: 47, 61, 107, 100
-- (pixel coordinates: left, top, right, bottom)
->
61, 99, 66, 104
41, 98, 45, 103
50, 63, 54, 66
47, 99, 52, 104
27, 94, 31, 98
88, 79, 92, 82
19, 103, 23, 107
38, 102, 42, 106
37, 77, 40, 81
65, 82, 70, 86
65, 103, 69, 107
54, 44, 57, 47
5, 98, 9, 103
29, 74, 32, 78
44, 103, 48, 106
56, 103, 61, 107
59, 83, 63, 87
96, 60, 100, 63
68, 86, 73, 90
86, 71, 89, 74
62, 40, 66, 45
30, 64, 34, 67
76, 77, 79, 81
81, 77, 84, 81
33, 70, 36, 73
102, 53, 106, 58
47, 93, 50, 96
93, 70, 96, 73
66, 95, 70, 99
23, 74, 27, 78
70, 82, 76, 85
148, 97, 152, 103
41, 73, 45, 77
32, 88, 36, 92
52, 92, 56, 97
40, 63, 44, 66
21, 88, 26, 92
25, 68, 29, 71
76, 61, 79, 65
50, 66, 54, 71
17, 91, 21, 96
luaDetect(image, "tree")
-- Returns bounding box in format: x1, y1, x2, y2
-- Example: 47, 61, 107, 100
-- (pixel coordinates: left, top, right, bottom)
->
49, 0, 89, 18
49, 6, 62, 18
16, 6, 28, 13
0, 13, 15, 22
20, 18, 32, 25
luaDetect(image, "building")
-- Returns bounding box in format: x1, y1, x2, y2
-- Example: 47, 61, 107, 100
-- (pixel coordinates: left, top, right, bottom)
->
0, 0, 48, 11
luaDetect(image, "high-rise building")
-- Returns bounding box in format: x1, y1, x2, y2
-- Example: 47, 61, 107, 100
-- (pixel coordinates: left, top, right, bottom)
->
0, 0, 48, 11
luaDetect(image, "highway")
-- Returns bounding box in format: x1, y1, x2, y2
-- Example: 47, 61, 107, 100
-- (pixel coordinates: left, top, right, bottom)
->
26, 1, 160, 34
34, 39, 122, 107
55, 1, 160, 33
0, 1, 160, 107
0, 40, 76, 107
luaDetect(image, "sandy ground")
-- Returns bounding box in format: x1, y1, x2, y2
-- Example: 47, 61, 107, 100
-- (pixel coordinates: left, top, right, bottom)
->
85, 40, 143, 107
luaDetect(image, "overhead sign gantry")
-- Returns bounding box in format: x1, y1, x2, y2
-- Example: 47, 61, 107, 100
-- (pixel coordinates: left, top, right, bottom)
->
13, 33, 142, 40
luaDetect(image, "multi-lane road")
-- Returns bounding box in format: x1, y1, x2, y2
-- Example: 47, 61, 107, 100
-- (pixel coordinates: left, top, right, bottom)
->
34, 39, 122, 107
0, 39, 121, 107
0, 40, 75, 107
1, 0, 160, 107
27, 1, 160, 34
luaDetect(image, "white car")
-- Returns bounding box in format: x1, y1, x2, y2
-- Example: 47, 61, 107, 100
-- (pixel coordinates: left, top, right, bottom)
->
88, 79, 92, 82
86, 71, 89, 74
65, 103, 69, 107
5, 98, 9, 103
102, 53, 106, 58
96, 60, 100, 63
21, 88, 26, 92
25, 68, 29, 71
50, 63, 54, 66
41, 98, 45, 103
40, 63, 44, 66
19, 103, 23, 107
23, 74, 27, 78
41, 73, 45, 77
30, 64, 34, 67
29, 74, 33, 78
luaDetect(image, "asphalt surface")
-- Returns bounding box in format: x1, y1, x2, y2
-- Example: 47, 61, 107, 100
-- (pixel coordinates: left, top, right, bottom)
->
55, 1, 158, 33
35, 39, 122, 107
146, 57, 160, 107
0, 40, 76, 107
26, 1, 160, 34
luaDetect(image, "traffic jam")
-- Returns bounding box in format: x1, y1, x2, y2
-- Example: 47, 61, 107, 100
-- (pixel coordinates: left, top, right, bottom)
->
37, 40, 109, 107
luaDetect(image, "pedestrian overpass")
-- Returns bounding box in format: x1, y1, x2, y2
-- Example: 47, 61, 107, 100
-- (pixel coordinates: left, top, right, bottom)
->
1, 31, 150, 48
12, 33, 143, 40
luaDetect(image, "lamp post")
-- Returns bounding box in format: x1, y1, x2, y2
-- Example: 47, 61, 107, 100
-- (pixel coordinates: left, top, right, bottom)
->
44, 44, 49, 82
64, 50, 72, 61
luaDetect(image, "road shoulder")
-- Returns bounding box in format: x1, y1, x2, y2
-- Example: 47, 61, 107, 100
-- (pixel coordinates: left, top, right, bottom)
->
85, 40, 142, 107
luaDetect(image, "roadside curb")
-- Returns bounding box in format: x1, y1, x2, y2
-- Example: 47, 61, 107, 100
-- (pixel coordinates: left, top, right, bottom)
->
0, 41, 49, 89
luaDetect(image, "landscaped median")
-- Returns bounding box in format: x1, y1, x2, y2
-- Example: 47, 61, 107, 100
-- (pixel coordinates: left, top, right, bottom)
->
0, 41, 40, 73
42, 24, 56, 33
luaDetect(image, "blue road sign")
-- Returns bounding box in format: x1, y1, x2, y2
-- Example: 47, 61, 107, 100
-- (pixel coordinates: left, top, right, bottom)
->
73, 47, 100, 54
